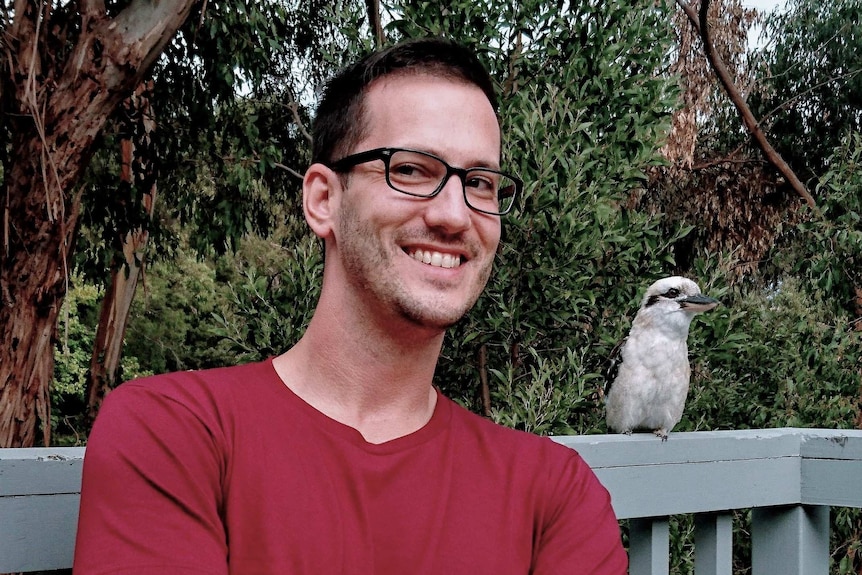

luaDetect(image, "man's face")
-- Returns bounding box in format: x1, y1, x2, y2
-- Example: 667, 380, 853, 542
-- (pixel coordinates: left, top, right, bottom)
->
330, 73, 503, 331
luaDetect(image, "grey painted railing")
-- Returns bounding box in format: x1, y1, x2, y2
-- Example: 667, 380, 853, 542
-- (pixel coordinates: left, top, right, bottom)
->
1, 428, 861, 573
0, 445, 83, 572
555, 428, 862, 575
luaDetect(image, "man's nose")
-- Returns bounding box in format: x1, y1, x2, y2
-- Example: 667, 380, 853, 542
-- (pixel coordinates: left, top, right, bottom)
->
422, 173, 472, 232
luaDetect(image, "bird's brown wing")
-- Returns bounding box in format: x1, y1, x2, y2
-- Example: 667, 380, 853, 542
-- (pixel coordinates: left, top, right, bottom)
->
602, 337, 627, 399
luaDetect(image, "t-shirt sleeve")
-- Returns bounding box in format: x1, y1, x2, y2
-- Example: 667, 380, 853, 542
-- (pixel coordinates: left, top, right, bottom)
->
532, 443, 628, 575
74, 377, 229, 575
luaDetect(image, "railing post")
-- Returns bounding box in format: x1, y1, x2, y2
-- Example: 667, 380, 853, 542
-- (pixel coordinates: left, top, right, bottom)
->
629, 517, 669, 575
751, 505, 829, 575
694, 512, 733, 575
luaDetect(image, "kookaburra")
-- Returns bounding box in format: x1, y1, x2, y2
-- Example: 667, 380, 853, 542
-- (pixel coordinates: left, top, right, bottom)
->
604, 276, 719, 440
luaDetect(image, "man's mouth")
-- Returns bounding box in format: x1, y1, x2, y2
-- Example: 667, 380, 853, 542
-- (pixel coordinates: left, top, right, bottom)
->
407, 248, 463, 269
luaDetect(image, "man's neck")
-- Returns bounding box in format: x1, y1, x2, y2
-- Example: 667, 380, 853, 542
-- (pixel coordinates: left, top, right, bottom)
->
272, 304, 445, 444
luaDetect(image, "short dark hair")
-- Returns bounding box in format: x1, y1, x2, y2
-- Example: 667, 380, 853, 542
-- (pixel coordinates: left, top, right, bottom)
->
311, 37, 497, 166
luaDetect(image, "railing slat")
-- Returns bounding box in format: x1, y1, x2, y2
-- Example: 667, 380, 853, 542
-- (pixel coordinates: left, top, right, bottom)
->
0, 448, 83, 573
629, 517, 669, 575
751, 505, 829, 575
0, 493, 80, 572
694, 512, 733, 575
801, 458, 862, 507
593, 458, 799, 519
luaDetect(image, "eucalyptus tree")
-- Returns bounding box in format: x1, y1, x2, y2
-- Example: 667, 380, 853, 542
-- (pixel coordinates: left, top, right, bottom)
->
0, 1, 198, 447
639, 0, 799, 278
80, 1, 368, 427
748, 0, 862, 326
0, 0, 365, 447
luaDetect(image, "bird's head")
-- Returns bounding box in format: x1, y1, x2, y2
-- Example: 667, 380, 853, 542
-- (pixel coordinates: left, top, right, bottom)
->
634, 276, 720, 333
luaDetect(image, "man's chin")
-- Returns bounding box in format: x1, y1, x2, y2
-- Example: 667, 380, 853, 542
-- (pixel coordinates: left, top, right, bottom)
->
396, 298, 475, 332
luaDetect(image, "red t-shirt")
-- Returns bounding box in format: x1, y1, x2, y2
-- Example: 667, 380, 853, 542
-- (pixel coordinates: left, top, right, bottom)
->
74, 359, 626, 574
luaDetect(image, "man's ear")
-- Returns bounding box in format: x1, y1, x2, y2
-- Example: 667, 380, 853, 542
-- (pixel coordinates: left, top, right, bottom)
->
302, 163, 342, 239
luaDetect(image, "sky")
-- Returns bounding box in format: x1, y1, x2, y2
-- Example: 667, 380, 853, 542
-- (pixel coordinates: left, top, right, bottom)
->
741, 0, 788, 45
742, 0, 786, 13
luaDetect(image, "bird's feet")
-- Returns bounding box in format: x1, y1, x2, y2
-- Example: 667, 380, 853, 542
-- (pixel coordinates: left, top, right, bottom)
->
654, 428, 669, 441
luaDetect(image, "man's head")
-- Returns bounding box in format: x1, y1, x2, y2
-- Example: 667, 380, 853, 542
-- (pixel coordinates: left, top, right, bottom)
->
311, 37, 498, 166
303, 38, 510, 332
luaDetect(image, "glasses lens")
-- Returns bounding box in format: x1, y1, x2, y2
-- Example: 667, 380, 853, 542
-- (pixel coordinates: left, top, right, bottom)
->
387, 150, 447, 197
465, 170, 518, 215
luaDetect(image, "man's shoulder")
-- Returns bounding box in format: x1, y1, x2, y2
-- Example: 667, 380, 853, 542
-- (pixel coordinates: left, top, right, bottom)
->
90, 360, 282, 453
103, 360, 277, 415
444, 396, 579, 462
122, 359, 271, 390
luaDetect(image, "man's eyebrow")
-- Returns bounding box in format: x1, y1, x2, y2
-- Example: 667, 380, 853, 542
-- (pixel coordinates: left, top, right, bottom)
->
448, 154, 502, 171
467, 159, 502, 170
400, 144, 502, 171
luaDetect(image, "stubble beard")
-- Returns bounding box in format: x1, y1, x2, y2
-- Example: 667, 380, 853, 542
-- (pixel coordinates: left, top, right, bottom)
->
336, 207, 493, 331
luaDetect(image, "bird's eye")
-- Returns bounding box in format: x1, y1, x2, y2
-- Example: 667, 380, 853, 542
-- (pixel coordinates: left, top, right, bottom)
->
664, 288, 680, 298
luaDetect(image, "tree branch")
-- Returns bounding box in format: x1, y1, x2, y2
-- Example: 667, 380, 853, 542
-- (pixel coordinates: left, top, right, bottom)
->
286, 100, 312, 145
365, 0, 384, 48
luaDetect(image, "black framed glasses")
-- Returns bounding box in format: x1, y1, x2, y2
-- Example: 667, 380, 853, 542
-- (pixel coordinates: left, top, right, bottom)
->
326, 147, 522, 216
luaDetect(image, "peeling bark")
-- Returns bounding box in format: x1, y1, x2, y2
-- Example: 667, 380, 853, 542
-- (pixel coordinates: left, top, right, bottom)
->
86, 204, 153, 427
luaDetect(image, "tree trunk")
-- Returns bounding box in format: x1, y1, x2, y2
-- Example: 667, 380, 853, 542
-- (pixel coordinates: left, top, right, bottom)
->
86, 82, 158, 427
0, 157, 79, 447
86, 219, 152, 427
0, 1, 197, 447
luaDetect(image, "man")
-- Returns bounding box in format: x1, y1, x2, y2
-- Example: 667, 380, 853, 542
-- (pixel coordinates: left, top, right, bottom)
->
74, 37, 627, 574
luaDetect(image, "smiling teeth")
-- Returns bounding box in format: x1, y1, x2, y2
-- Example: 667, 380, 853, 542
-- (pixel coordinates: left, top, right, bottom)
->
409, 249, 461, 269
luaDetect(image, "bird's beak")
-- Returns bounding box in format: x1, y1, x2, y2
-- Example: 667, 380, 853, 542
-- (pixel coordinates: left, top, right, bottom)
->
680, 294, 720, 312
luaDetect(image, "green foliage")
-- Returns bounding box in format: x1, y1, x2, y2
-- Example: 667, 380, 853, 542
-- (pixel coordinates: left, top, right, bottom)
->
779, 133, 862, 315
54, 284, 100, 401
123, 248, 238, 374
53, 281, 152, 446
753, 0, 862, 183
73, 0, 364, 286
209, 230, 323, 363
155, 0, 369, 258
683, 277, 861, 432
488, 347, 600, 436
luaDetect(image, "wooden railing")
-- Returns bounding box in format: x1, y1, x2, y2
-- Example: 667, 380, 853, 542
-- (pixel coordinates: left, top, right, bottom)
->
2, 428, 861, 573
555, 428, 862, 575
0, 445, 83, 572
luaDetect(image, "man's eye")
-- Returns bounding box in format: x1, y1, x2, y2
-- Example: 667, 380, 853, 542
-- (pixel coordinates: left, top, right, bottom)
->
392, 163, 431, 179
466, 175, 496, 192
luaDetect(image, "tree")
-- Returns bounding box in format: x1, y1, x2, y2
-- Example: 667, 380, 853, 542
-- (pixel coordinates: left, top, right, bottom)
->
640, 0, 810, 279
1, 1, 197, 447
1, 0, 386, 446
85, 80, 157, 427
676, 0, 815, 210
753, 0, 862, 321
